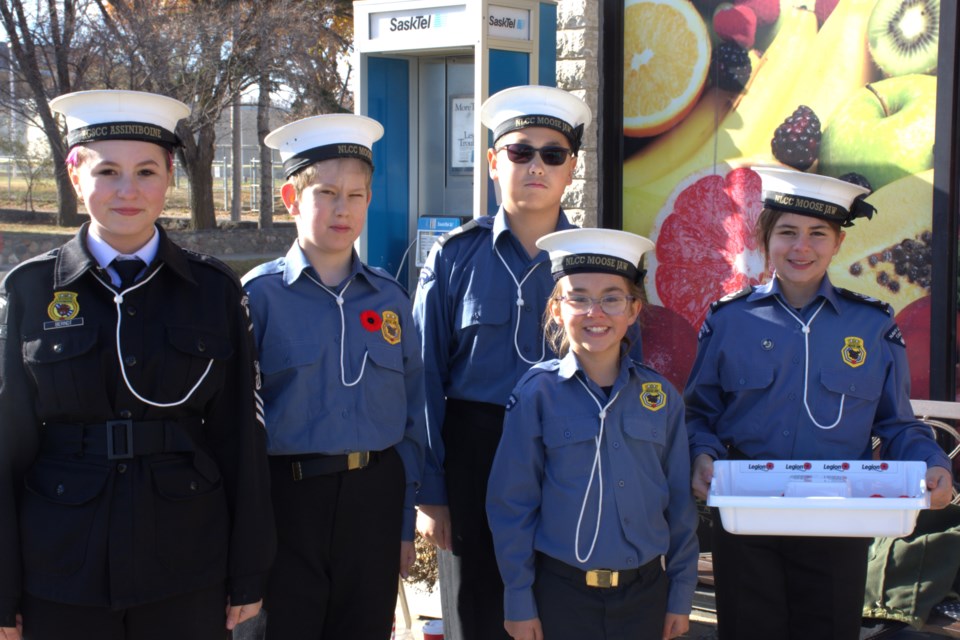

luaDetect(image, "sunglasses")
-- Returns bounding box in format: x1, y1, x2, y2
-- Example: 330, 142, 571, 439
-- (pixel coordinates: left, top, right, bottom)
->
495, 143, 573, 166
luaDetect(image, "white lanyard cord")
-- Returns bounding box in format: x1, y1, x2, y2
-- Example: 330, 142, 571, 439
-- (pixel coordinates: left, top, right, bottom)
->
775, 297, 844, 429
99, 264, 214, 408
573, 374, 621, 564
303, 272, 367, 387
493, 244, 546, 365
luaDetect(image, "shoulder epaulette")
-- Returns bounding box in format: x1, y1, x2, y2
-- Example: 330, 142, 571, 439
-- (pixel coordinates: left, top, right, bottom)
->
436, 218, 489, 247
181, 249, 244, 285
709, 286, 753, 312
835, 287, 892, 315
363, 263, 411, 296
239, 258, 284, 286
0, 248, 59, 288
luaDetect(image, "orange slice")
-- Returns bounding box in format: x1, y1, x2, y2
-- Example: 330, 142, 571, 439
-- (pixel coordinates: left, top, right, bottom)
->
624, 0, 712, 138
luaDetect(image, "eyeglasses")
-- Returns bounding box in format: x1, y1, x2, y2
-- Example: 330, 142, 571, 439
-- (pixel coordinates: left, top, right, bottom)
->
558, 294, 636, 316
495, 143, 573, 166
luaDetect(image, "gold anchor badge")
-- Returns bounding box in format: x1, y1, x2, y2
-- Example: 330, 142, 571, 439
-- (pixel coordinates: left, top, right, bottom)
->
381, 310, 401, 345
640, 382, 666, 412
841, 337, 866, 368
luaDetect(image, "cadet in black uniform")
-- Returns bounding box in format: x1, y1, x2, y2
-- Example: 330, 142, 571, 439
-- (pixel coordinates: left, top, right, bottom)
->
0, 90, 275, 640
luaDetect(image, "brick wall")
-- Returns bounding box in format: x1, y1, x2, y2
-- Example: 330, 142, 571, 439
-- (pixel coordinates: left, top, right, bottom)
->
556, 0, 600, 229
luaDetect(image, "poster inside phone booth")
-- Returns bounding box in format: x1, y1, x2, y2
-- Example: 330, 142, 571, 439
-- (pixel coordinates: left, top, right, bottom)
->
619, 0, 953, 398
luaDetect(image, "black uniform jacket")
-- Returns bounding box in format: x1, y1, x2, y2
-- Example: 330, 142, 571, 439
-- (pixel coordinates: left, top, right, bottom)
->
0, 224, 275, 626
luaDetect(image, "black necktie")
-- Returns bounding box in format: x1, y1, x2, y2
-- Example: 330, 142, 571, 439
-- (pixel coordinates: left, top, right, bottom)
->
112, 258, 145, 289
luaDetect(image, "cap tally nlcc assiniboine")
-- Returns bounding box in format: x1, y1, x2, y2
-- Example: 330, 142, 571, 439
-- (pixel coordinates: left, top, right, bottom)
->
480, 85, 592, 154
537, 228, 655, 284
264, 113, 385, 179
754, 167, 876, 227
50, 89, 190, 152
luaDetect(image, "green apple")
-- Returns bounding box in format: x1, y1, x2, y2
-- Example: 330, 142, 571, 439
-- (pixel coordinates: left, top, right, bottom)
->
819, 74, 936, 190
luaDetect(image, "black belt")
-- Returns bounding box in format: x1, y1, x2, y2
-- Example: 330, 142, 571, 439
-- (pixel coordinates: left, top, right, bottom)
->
274, 450, 381, 481
537, 552, 660, 589
41, 418, 204, 460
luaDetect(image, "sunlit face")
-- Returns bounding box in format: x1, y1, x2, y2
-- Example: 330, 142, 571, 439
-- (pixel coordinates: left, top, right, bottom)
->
282, 158, 372, 264
487, 127, 576, 216
767, 212, 844, 305
550, 272, 641, 362
68, 140, 170, 254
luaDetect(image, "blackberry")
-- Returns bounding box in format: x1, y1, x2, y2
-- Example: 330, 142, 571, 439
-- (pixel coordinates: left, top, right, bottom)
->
711, 42, 751, 92
771, 105, 821, 171
838, 172, 873, 192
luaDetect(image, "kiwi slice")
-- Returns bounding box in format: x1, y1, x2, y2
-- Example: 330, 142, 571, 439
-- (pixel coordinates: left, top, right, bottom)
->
868, 0, 939, 78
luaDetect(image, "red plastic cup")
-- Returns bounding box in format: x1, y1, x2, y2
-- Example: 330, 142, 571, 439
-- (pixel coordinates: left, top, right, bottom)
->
422, 619, 444, 640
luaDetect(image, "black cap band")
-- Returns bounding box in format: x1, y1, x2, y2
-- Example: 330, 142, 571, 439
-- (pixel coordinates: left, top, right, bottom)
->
551, 253, 644, 284
283, 143, 374, 178
762, 190, 876, 228
493, 115, 584, 154
67, 121, 180, 151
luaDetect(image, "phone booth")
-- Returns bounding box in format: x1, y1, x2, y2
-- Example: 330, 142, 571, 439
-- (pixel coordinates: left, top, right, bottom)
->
353, 0, 558, 290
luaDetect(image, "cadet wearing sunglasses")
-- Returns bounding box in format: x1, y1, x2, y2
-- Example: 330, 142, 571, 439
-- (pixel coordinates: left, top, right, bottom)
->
495, 143, 574, 166
412, 85, 594, 640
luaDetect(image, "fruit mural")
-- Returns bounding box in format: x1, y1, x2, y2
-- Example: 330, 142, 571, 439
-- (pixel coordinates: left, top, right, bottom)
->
621, 0, 946, 397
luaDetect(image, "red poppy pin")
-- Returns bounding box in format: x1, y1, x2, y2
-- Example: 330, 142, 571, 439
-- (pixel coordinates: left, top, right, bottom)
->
360, 310, 382, 332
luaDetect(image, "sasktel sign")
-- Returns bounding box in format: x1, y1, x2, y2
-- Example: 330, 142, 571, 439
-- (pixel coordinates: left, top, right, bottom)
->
366, 4, 530, 47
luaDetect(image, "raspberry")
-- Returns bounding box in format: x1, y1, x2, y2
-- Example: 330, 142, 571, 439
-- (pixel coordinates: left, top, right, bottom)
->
711, 42, 752, 92
713, 4, 757, 49
771, 105, 821, 171
735, 0, 779, 26
838, 172, 873, 192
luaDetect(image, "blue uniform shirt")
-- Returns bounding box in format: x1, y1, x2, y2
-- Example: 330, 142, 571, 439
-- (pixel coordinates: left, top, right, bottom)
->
686, 276, 951, 470
486, 352, 699, 621
411, 207, 578, 504
242, 243, 426, 539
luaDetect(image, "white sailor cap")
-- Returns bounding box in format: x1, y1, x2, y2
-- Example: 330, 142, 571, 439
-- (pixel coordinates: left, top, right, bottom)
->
537, 228, 655, 284
480, 85, 592, 154
264, 113, 385, 179
754, 167, 876, 227
50, 90, 190, 151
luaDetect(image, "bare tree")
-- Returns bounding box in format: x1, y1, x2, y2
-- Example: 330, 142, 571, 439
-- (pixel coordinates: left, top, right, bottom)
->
93, 0, 262, 229
0, 0, 98, 226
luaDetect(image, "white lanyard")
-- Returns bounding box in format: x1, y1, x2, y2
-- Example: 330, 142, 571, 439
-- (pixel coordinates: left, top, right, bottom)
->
98, 264, 214, 408
303, 271, 367, 387
493, 244, 546, 365
775, 297, 844, 429
573, 373, 621, 564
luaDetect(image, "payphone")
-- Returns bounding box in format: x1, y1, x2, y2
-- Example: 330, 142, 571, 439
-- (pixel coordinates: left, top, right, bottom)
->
353, 0, 558, 290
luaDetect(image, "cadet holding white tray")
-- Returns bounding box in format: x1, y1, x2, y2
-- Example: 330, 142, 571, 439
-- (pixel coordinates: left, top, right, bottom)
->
684, 168, 953, 640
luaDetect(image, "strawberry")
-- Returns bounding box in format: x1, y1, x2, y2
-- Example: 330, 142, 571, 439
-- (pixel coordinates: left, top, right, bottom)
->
734, 0, 779, 26
714, 5, 758, 49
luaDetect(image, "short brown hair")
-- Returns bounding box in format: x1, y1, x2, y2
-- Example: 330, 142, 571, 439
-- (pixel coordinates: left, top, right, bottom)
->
289, 157, 373, 197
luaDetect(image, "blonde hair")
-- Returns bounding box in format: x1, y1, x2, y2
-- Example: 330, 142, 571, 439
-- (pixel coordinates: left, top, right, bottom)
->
289, 158, 373, 197
543, 276, 644, 357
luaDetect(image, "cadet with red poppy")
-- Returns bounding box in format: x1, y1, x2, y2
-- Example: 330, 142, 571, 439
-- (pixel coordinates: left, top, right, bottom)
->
241, 114, 425, 639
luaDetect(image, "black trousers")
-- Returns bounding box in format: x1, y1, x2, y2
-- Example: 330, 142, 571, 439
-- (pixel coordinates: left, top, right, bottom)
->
439, 399, 511, 640
264, 447, 404, 640
711, 508, 870, 640
535, 554, 667, 640
21, 584, 227, 640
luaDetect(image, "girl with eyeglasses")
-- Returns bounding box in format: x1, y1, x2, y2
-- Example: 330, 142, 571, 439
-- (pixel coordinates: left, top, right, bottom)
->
486, 227, 698, 640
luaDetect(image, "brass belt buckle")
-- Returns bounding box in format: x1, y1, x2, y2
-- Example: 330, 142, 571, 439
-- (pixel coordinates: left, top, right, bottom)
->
585, 569, 618, 588
347, 451, 370, 470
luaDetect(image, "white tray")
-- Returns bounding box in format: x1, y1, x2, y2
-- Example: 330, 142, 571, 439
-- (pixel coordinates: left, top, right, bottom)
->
707, 460, 930, 538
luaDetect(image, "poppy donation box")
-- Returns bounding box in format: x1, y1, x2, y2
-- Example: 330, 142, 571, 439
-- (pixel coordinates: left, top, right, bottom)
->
707, 460, 930, 538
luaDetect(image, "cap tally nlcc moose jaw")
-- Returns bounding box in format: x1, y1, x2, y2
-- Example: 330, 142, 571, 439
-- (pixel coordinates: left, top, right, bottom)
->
754, 167, 876, 227
537, 228, 655, 284
480, 85, 592, 155
265, 113, 385, 179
